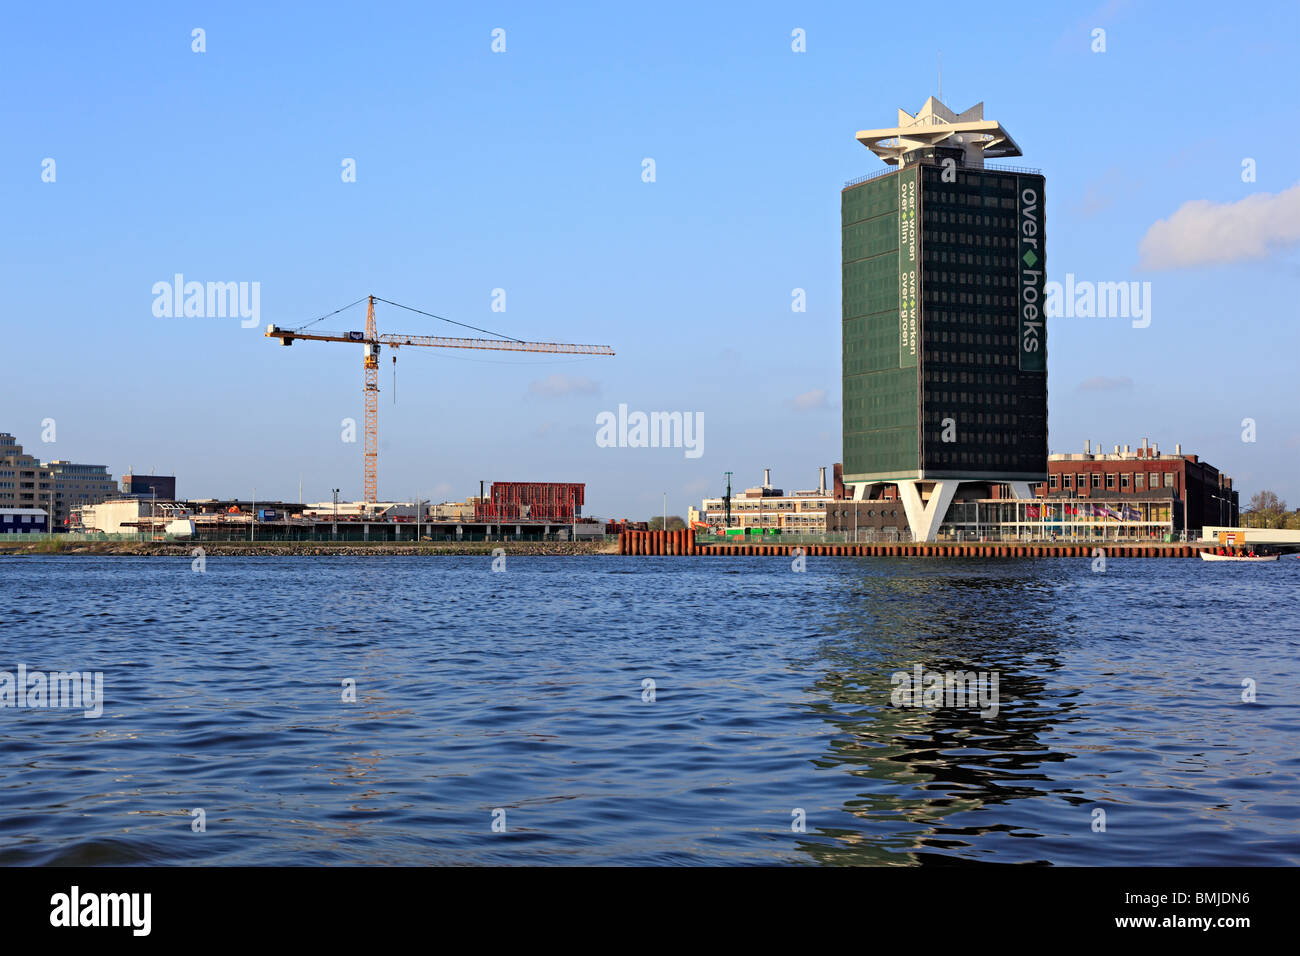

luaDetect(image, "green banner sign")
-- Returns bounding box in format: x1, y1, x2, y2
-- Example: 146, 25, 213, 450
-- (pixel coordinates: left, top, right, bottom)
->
1017, 176, 1045, 372
898, 167, 918, 368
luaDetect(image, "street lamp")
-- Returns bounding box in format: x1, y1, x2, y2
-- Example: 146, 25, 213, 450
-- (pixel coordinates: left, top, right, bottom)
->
1209, 492, 1232, 529
332, 488, 340, 539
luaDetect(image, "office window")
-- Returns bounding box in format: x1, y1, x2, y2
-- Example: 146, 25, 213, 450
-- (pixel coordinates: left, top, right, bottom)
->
1050, 474, 1059, 490
1135, 474, 1145, 490
1121, 474, 1131, 490
1106, 474, 1116, 490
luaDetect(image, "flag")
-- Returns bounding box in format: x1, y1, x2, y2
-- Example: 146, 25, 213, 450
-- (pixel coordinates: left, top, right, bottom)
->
1123, 505, 1140, 521
1026, 504, 1040, 519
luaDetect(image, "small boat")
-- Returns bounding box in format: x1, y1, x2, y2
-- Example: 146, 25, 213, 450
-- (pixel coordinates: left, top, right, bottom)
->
1199, 552, 1279, 562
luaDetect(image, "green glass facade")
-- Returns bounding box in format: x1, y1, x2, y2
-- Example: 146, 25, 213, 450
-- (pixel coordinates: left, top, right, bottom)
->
841, 171, 920, 481
842, 163, 1048, 484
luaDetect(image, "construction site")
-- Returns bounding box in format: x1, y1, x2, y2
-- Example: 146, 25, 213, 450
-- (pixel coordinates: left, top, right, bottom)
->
51, 294, 615, 542
71, 482, 606, 542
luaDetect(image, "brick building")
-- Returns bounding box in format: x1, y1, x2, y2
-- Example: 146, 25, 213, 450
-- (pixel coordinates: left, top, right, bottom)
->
1035, 439, 1238, 531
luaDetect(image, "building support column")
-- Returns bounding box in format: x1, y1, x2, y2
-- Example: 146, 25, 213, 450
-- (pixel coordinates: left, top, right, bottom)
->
895, 480, 959, 543
1008, 481, 1033, 500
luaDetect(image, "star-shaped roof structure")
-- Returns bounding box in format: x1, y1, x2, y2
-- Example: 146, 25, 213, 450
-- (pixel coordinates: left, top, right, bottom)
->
856, 97, 1022, 169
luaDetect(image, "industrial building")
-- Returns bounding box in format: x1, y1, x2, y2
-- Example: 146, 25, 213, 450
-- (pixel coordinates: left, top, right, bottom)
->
121, 472, 177, 500
0, 432, 117, 530
1035, 439, 1239, 530
690, 469, 832, 533
842, 97, 1048, 540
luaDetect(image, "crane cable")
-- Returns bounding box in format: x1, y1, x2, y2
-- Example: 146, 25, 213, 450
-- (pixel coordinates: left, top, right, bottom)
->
372, 296, 525, 343
291, 295, 527, 344
290, 296, 369, 332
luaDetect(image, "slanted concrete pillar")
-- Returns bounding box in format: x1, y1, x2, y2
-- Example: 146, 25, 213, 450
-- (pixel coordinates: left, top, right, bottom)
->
896, 480, 959, 543
1008, 481, 1033, 500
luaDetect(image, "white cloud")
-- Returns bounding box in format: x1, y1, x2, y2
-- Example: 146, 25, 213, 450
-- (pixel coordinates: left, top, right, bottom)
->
1139, 181, 1300, 270
789, 388, 829, 411
527, 374, 600, 398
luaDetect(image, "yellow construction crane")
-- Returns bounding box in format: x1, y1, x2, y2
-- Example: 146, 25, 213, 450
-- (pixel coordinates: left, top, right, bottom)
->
266, 294, 614, 503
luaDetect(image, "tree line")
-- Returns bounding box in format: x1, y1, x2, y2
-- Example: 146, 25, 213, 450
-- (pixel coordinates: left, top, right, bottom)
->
1244, 491, 1300, 529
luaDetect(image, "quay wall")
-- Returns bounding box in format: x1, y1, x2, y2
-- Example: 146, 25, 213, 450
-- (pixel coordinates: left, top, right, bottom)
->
618, 530, 1208, 558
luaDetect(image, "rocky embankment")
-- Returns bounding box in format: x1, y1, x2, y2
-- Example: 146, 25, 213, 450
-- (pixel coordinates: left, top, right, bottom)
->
0, 540, 617, 557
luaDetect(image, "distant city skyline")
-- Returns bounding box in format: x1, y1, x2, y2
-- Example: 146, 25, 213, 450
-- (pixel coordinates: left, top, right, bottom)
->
4, 1, 1298, 517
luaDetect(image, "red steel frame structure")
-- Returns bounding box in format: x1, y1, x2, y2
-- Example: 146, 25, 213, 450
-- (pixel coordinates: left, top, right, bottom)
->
475, 482, 585, 522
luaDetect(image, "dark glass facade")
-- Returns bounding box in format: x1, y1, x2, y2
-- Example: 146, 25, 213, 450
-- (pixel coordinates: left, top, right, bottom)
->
842, 163, 1048, 483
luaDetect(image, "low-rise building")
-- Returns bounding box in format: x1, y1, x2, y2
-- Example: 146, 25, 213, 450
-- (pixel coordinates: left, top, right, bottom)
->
0, 508, 49, 533
0, 432, 116, 530
694, 469, 833, 532
475, 482, 585, 522
76, 498, 191, 535
1035, 439, 1238, 532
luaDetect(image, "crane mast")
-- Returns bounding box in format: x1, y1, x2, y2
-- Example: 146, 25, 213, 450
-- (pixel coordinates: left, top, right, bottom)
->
363, 296, 379, 503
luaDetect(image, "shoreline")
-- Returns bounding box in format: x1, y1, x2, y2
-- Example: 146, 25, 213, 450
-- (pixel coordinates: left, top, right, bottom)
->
0, 540, 618, 557
0, 539, 1239, 558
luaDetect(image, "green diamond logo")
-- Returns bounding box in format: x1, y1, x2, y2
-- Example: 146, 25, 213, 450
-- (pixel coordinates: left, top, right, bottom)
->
1022, 249, 1038, 267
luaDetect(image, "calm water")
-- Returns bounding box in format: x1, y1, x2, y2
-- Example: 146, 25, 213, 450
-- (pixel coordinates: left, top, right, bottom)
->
1, 554, 1298, 866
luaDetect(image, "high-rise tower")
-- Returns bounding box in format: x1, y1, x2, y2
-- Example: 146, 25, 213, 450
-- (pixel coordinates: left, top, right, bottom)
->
841, 97, 1047, 540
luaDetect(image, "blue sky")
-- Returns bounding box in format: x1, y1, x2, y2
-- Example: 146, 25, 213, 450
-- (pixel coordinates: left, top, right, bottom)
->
3, 0, 1298, 517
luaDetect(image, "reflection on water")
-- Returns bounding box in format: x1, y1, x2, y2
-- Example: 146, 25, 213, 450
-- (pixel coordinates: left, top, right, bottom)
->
1, 555, 1297, 865
792, 570, 1079, 864
797, 563, 1299, 865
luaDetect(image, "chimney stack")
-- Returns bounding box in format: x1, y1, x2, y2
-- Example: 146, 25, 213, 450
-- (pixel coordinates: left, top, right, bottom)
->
1175, 443, 1182, 455
763, 468, 771, 489
1114, 444, 1120, 455
1084, 439, 1091, 455
818, 466, 826, 494
1141, 437, 1149, 457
